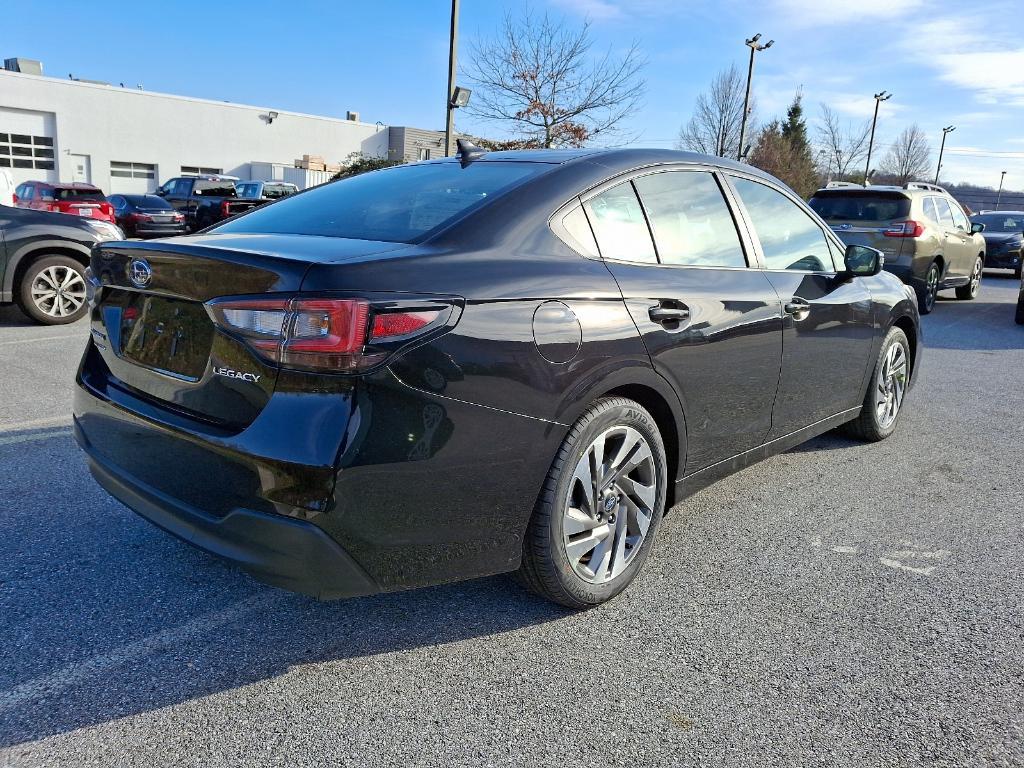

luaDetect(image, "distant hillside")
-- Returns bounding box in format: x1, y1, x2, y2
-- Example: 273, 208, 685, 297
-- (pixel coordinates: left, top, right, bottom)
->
943, 182, 1024, 214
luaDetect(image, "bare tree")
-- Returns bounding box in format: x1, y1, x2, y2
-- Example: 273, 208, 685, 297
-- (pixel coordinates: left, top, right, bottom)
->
816, 104, 871, 180
677, 64, 748, 158
463, 11, 645, 148
880, 125, 932, 185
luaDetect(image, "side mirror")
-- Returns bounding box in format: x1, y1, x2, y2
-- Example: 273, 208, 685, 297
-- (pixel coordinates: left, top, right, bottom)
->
843, 244, 884, 277
154, 188, 166, 196
971, 222, 985, 234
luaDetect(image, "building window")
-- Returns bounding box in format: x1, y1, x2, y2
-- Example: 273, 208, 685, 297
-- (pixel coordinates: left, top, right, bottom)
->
181, 165, 222, 176
0, 132, 55, 169
111, 161, 156, 179
417, 148, 432, 161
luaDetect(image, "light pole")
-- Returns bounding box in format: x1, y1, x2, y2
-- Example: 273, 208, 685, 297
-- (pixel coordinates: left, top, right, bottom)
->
996, 171, 1007, 210
934, 125, 955, 185
737, 33, 773, 161
863, 90, 892, 185
443, 0, 460, 157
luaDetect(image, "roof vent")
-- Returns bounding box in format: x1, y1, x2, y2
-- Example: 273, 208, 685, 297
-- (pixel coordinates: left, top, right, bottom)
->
4, 58, 43, 75
346, 111, 360, 122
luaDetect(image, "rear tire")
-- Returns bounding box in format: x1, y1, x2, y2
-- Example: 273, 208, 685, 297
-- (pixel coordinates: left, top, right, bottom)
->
16, 255, 89, 325
517, 397, 668, 609
916, 261, 940, 315
955, 256, 983, 300
1015, 289, 1024, 325
844, 327, 910, 442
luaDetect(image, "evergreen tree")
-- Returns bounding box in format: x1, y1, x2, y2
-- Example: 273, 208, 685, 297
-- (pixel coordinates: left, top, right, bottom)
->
781, 92, 810, 155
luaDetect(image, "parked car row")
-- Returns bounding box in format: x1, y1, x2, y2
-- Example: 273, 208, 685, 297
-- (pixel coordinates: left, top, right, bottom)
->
8, 174, 298, 239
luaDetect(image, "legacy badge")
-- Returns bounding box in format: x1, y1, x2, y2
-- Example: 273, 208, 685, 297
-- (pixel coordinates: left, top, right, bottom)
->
213, 366, 261, 384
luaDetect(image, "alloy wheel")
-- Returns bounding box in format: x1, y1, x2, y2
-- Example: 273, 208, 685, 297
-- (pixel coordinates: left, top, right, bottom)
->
561, 425, 657, 584
924, 265, 939, 311
875, 341, 908, 430
969, 258, 983, 297
30, 265, 86, 319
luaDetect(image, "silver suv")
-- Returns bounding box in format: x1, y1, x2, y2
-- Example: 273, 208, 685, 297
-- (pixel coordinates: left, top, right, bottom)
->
809, 182, 986, 314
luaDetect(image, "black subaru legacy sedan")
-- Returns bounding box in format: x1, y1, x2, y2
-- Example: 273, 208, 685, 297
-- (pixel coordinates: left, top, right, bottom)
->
74, 146, 921, 609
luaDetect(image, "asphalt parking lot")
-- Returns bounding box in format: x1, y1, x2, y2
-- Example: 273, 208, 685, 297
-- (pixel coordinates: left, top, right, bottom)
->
1, 274, 1022, 768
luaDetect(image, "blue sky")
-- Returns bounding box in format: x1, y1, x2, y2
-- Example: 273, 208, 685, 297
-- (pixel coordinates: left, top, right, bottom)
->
8, 0, 1024, 187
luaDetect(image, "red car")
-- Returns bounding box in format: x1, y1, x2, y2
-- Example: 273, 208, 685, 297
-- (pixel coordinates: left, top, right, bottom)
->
13, 181, 116, 223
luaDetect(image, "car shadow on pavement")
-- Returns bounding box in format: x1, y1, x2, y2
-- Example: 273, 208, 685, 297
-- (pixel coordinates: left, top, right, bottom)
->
923, 301, 1023, 350
0, 428, 569, 748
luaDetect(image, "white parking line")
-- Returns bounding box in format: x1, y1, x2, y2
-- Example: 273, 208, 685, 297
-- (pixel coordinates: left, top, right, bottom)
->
0, 593, 279, 715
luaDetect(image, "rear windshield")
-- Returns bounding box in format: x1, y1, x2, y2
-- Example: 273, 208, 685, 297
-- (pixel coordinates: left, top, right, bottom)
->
263, 184, 297, 199
55, 187, 104, 201
809, 193, 911, 222
194, 180, 236, 197
971, 213, 1024, 233
213, 161, 549, 242
125, 194, 172, 209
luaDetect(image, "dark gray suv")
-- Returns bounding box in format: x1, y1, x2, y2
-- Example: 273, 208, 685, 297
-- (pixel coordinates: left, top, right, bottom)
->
0, 204, 123, 324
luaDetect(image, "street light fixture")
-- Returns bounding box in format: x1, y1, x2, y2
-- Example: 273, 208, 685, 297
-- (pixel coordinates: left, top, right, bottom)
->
996, 170, 1007, 210
934, 125, 955, 185
737, 33, 773, 162
863, 90, 892, 185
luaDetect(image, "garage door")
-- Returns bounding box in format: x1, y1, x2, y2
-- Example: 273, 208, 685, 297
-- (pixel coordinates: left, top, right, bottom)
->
110, 161, 157, 194
0, 107, 57, 185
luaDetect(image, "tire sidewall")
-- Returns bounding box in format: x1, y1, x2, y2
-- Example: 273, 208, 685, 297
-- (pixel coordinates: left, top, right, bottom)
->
545, 402, 667, 606
865, 328, 910, 439
17, 255, 88, 325
918, 262, 939, 314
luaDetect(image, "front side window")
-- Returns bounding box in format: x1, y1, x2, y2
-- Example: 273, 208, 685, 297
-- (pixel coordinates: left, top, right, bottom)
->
583, 183, 657, 263
633, 171, 746, 268
948, 200, 970, 231
732, 177, 834, 272
215, 161, 548, 243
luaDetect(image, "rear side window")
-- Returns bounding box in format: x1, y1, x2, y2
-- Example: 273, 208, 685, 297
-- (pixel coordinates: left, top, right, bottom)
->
733, 177, 834, 272
808, 193, 911, 222
922, 197, 940, 223
633, 171, 746, 268
215, 161, 547, 243
263, 184, 296, 199
932, 196, 955, 227
583, 183, 657, 263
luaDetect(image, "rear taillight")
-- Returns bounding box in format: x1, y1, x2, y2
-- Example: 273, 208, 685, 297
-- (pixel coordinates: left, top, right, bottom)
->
207, 297, 446, 373
220, 200, 232, 218
172, 212, 185, 222
884, 220, 925, 238
129, 212, 151, 223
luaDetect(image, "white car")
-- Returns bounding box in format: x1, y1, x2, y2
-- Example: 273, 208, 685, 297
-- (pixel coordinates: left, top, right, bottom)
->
235, 180, 299, 201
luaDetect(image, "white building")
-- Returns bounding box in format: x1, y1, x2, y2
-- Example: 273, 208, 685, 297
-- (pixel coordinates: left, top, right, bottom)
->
0, 64, 394, 194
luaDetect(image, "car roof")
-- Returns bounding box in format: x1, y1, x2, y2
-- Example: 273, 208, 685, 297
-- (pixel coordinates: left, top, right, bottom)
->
427, 147, 776, 180
973, 210, 1024, 215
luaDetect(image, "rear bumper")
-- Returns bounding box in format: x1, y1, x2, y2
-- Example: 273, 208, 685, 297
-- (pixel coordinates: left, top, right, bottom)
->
75, 416, 380, 600
132, 225, 187, 238
883, 263, 917, 288
984, 250, 1022, 269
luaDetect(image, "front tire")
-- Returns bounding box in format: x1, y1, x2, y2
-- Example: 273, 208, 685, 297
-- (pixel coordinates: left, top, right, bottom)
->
16, 255, 88, 325
1015, 288, 1024, 325
916, 261, 940, 314
517, 397, 668, 609
844, 327, 910, 442
955, 256, 983, 300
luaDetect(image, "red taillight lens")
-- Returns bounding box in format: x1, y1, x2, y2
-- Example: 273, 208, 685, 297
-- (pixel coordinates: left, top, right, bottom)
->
370, 311, 438, 340
207, 297, 443, 373
129, 212, 151, 223
221, 200, 232, 218
884, 220, 925, 238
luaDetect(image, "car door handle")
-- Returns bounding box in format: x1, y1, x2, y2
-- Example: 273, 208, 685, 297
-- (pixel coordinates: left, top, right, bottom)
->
784, 298, 811, 317
648, 304, 690, 325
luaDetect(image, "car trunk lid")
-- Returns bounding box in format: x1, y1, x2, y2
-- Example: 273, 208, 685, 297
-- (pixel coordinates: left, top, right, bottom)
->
88, 236, 401, 429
